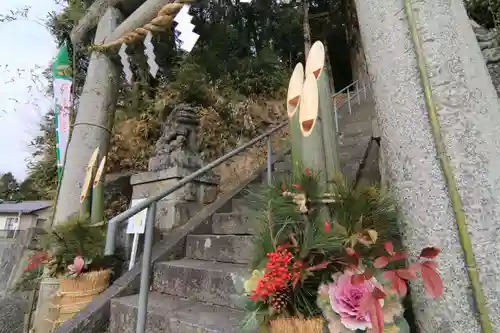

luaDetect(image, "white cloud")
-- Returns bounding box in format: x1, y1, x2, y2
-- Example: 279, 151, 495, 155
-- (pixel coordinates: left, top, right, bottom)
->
0, 0, 62, 180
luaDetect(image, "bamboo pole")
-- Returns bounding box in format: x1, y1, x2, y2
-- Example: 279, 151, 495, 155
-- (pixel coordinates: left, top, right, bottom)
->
403, 0, 493, 331
305, 41, 341, 191
299, 73, 328, 190
91, 157, 107, 225
79, 147, 100, 220
286, 62, 305, 175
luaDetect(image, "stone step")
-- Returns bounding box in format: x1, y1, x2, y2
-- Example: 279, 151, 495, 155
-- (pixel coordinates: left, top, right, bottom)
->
230, 197, 255, 212
153, 259, 248, 308
110, 292, 244, 333
339, 131, 371, 150
185, 234, 255, 264
211, 213, 257, 235
340, 119, 373, 138
233, 183, 264, 200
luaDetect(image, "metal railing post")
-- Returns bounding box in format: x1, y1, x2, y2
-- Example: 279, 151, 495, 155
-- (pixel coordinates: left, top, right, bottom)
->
105, 223, 117, 256
267, 136, 272, 185
347, 88, 352, 115
356, 81, 361, 105
363, 80, 367, 99
135, 202, 157, 333
334, 97, 339, 132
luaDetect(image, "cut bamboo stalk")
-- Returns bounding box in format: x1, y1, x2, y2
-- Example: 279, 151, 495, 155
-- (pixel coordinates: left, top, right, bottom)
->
299, 73, 328, 191
91, 156, 107, 225
286, 62, 305, 175
305, 41, 341, 191
79, 147, 100, 220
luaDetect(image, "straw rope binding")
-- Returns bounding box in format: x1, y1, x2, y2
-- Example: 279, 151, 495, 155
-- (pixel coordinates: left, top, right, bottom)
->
43, 270, 111, 331
93, 0, 195, 51
270, 317, 324, 333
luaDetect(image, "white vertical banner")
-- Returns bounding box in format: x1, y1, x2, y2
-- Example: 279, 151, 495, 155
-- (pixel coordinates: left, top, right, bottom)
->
53, 78, 72, 170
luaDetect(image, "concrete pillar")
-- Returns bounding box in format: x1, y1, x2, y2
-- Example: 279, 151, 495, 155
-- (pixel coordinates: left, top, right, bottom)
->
54, 8, 122, 224
353, 0, 500, 332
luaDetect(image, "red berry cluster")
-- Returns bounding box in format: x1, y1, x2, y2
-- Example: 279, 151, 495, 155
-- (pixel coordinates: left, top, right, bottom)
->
249, 247, 293, 302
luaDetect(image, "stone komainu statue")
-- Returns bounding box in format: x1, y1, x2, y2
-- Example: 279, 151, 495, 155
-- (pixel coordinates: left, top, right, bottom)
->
148, 104, 204, 172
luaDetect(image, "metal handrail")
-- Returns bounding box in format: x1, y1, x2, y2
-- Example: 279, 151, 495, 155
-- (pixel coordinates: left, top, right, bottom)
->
332, 79, 369, 132
102, 78, 369, 333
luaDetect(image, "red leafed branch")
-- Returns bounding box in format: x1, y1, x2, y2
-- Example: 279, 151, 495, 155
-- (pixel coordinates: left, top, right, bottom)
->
419, 247, 441, 259
374, 242, 408, 268
383, 267, 418, 297
420, 261, 443, 298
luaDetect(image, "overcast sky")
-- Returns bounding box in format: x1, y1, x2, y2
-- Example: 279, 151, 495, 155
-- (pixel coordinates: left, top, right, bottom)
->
0, 0, 62, 180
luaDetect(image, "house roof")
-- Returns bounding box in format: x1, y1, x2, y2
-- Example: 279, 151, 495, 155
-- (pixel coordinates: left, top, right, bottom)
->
0, 201, 52, 214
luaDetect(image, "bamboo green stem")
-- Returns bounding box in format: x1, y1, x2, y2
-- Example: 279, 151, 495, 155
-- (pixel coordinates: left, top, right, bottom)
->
403, 1, 492, 332
91, 182, 104, 224
289, 110, 302, 175
91, 157, 106, 224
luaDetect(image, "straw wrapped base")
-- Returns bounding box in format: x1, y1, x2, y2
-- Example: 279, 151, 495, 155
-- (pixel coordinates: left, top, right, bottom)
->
270, 317, 324, 333
45, 269, 111, 332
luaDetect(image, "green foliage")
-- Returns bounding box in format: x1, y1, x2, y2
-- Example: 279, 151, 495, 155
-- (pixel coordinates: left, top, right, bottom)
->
25, 110, 58, 200
465, 0, 500, 28
14, 214, 120, 291
44, 215, 108, 274
0, 172, 20, 201
328, 177, 401, 251
0, 172, 45, 201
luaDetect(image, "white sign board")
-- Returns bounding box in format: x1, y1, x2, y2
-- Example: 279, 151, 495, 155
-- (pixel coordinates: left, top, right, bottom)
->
126, 199, 148, 234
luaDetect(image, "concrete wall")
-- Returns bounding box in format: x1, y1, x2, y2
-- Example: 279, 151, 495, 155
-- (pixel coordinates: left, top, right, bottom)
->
0, 208, 51, 296
0, 208, 51, 333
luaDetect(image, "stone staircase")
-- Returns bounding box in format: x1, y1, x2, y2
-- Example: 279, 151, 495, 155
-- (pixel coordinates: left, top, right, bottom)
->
108, 97, 377, 333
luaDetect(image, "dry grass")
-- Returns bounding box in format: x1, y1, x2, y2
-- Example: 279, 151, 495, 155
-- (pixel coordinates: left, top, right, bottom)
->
214, 126, 289, 192
202, 98, 288, 193
333, 92, 347, 105
106, 85, 288, 200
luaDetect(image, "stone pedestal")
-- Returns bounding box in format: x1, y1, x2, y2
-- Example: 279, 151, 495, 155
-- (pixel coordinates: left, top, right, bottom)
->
32, 277, 60, 333
130, 166, 219, 233
354, 0, 500, 332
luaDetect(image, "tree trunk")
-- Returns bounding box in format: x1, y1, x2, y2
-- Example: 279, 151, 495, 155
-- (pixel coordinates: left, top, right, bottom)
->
54, 8, 122, 224
303, 0, 312, 60
354, 0, 500, 331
